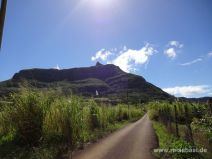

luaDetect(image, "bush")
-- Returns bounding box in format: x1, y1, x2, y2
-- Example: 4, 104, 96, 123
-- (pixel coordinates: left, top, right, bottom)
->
170, 139, 197, 159
0, 90, 44, 146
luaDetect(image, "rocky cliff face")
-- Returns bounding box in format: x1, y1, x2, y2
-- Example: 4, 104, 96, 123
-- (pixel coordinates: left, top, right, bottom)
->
13, 63, 124, 82
0, 62, 172, 103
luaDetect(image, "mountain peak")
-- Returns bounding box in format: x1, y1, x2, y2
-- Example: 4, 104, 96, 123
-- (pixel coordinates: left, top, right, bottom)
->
96, 62, 103, 66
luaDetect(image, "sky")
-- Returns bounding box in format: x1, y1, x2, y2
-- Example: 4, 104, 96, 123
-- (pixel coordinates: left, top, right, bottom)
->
0, 0, 212, 98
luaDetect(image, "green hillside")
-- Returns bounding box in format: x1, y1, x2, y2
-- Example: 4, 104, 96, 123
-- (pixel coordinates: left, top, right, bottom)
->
0, 62, 173, 103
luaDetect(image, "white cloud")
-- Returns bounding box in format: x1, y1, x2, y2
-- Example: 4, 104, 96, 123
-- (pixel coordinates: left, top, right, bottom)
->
164, 48, 177, 59
91, 44, 157, 73
208, 51, 212, 57
163, 85, 211, 97
91, 49, 112, 61
164, 41, 183, 59
108, 44, 157, 72
180, 58, 203, 66
169, 41, 184, 48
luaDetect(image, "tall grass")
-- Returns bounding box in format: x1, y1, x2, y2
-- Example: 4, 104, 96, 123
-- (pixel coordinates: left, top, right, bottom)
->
0, 90, 47, 145
148, 101, 212, 158
0, 89, 144, 158
147, 101, 206, 125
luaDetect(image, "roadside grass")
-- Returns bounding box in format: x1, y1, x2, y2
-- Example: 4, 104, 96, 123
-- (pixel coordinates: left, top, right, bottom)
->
166, 121, 212, 157
152, 121, 201, 159
0, 89, 144, 159
148, 101, 212, 159
89, 119, 138, 142
0, 120, 133, 159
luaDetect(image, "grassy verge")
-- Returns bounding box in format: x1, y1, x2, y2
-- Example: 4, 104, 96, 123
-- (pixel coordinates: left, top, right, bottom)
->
89, 120, 131, 141
152, 121, 209, 159
0, 119, 136, 159
148, 101, 212, 159
0, 89, 144, 159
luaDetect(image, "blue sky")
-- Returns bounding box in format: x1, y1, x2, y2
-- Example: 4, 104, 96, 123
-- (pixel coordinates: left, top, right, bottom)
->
0, 0, 212, 97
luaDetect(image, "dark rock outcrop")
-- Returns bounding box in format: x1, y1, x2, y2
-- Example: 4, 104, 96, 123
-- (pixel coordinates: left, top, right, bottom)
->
0, 63, 173, 103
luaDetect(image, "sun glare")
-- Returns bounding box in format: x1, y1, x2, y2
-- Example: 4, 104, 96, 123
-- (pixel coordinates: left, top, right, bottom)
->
91, 0, 114, 7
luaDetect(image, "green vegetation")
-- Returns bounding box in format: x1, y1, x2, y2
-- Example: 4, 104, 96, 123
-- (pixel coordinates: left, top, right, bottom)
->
0, 89, 144, 159
148, 101, 212, 159
153, 122, 195, 159
0, 63, 172, 102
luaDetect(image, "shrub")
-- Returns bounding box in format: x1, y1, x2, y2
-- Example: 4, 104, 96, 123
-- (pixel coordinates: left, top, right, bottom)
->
170, 139, 195, 159
0, 90, 44, 146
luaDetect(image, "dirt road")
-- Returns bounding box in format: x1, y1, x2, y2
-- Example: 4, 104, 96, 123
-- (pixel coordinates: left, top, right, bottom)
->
72, 114, 158, 159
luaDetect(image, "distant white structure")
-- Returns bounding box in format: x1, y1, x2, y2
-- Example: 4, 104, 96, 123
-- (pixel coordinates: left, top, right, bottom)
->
54, 64, 60, 70
96, 90, 99, 96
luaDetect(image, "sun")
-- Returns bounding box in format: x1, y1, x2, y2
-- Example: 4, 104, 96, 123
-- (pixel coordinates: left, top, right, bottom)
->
91, 0, 114, 7
74, 0, 120, 14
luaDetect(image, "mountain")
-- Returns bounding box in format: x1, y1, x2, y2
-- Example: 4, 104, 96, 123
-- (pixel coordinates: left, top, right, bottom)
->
0, 62, 173, 103
179, 97, 212, 103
